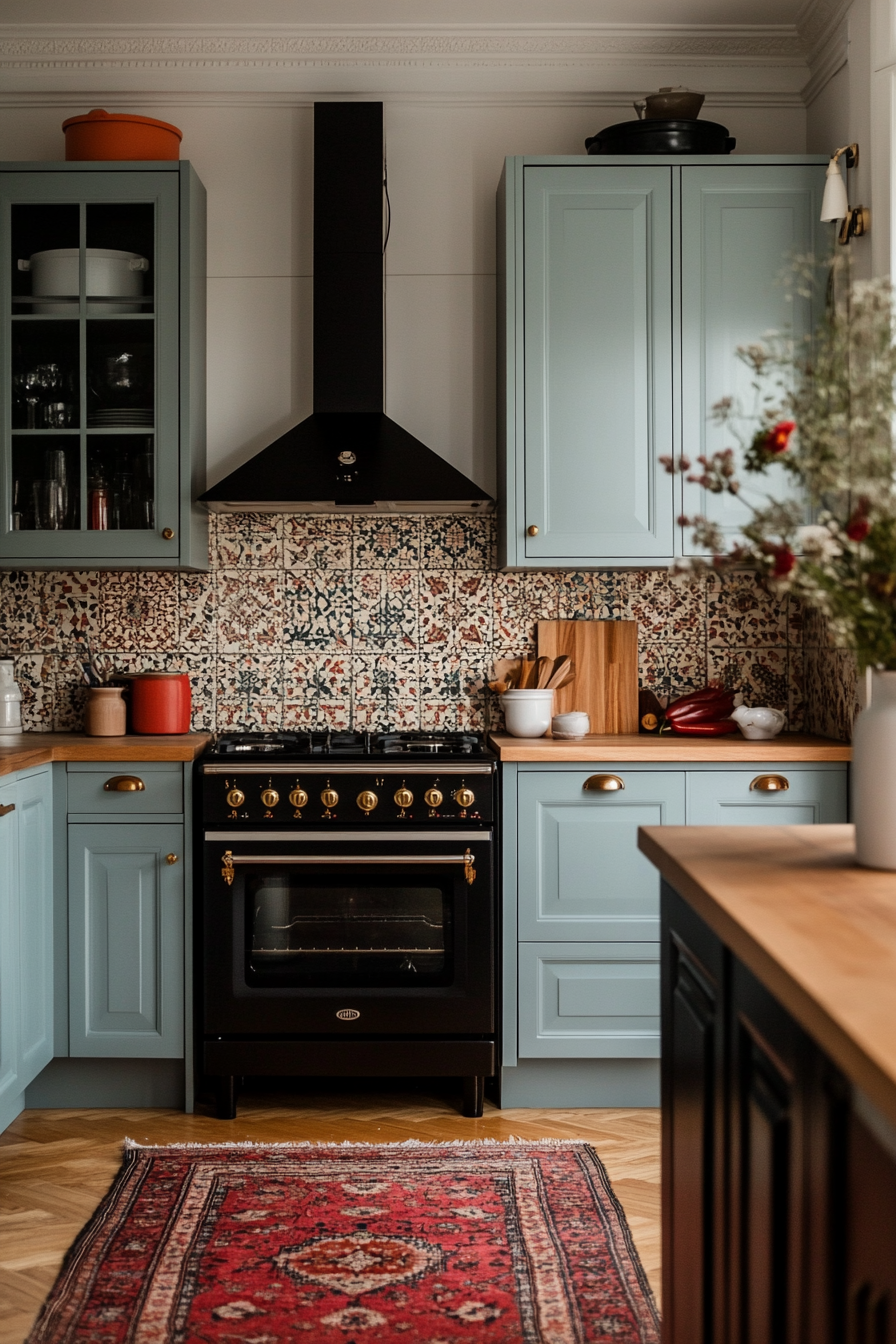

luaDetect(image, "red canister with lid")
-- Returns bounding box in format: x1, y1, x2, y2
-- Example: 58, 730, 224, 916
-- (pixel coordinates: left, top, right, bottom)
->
129, 673, 191, 734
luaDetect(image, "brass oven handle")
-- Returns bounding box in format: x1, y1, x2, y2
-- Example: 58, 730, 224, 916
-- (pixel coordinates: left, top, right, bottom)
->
220, 849, 477, 885
0, 802, 15, 817
104, 775, 145, 792
750, 774, 790, 792
583, 774, 625, 792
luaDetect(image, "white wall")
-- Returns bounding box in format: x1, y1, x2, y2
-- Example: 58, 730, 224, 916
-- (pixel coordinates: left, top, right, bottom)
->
0, 95, 807, 496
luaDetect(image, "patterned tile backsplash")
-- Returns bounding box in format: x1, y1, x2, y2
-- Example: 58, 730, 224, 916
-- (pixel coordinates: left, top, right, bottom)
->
0, 512, 834, 736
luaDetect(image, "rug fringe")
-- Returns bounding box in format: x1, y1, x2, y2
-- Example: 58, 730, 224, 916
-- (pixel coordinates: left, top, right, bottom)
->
122, 1136, 590, 1152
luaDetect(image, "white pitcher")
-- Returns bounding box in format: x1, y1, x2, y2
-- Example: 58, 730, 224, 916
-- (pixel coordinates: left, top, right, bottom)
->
0, 660, 23, 735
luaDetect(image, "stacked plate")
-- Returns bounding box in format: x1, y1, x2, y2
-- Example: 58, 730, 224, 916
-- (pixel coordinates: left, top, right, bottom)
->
87, 408, 154, 428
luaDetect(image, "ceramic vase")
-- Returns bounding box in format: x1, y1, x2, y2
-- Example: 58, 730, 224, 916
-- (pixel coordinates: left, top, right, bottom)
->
85, 686, 126, 736
853, 670, 896, 869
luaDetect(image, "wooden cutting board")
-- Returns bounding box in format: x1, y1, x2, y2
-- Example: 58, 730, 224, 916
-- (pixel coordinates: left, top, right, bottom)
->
537, 620, 639, 734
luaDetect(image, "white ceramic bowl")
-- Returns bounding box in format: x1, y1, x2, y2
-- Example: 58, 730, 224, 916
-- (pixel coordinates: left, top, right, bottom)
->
552, 711, 590, 740
500, 689, 555, 738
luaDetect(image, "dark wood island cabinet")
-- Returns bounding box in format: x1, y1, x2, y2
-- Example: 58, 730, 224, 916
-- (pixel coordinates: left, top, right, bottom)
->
640, 824, 896, 1344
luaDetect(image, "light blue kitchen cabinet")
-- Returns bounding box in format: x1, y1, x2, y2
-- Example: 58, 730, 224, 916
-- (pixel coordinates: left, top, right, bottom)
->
0, 778, 19, 1125
68, 822, 184, 1058
498, 154, 828, 570
687, 765, 847, 825
518, 942, 660, 1059
0, 161, 207, 570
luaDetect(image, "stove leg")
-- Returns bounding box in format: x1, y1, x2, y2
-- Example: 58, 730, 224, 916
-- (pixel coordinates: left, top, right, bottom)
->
214, 1075, 237, 1120
462, 1076, 485, 1118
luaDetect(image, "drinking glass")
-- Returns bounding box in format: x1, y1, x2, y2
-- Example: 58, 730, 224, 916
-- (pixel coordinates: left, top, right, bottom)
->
32, 479, 64, 531
43, 449, 70, 527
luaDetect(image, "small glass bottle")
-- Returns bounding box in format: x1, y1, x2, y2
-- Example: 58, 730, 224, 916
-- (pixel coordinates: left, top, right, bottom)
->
88, 472, 109, 531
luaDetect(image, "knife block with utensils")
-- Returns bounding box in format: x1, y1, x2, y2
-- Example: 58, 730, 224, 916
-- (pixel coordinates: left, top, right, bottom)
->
537, 620, 639, 734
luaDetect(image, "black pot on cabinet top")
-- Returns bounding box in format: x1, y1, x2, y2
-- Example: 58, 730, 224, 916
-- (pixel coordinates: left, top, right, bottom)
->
585, 118, 736, 155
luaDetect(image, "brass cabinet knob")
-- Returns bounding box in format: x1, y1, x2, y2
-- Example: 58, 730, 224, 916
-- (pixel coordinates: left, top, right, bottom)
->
527, 524, 539, 536
750, 774, 790, 792
289, 787, 309, 809
321, 788, 339, 808
455, 786, 475, 808
357, 790, 379, 813
166, 853, 178, 865
104, 775, 145, 792
424, 787, 443, 808
162, 527, 175, 540
226, 787, 245, 808
261, 788, 280, 808
394, 787, 414, 808
583, 774, 625, 792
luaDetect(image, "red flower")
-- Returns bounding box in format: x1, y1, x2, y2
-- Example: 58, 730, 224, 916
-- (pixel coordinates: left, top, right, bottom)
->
771, 546, 796, 577
765, 420, 796, 454
846, 512, 871, 542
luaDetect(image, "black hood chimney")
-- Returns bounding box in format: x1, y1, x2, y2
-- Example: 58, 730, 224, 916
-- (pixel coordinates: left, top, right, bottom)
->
201, 101, 493, 514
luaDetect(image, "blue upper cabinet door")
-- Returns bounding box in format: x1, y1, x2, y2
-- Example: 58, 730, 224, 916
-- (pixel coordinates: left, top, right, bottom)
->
0, 782, 19, 1119
15, 767, 53, 1089
521, 165, 674, 564
679, 163, 827, 554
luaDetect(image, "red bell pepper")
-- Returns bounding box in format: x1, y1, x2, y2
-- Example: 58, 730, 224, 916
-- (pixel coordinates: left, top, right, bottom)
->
664, 687, 736, 728
668, 718, 740, 736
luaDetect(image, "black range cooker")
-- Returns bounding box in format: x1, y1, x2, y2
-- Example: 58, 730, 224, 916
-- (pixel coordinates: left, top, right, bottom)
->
198, 731, 497, 1118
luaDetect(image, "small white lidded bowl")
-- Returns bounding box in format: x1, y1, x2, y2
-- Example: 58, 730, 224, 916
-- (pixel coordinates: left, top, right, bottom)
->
551, 711, 590, 740
500, 689, 555, 738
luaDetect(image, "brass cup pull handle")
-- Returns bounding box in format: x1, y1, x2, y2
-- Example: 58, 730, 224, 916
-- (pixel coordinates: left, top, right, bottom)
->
583, 774, 625, 792
750, 774, 790, 792
166, 853, 178, 865
104, 775, 145, 792
0, 802, 15, 817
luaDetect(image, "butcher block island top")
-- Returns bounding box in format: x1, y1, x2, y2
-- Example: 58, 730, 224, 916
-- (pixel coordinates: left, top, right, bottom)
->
639, 824, 896, 1129
489, 732, 851, 762
0, 731, 210, 778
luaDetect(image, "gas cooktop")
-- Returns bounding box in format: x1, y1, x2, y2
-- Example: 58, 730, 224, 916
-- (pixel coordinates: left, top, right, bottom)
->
204, 730, 491, 762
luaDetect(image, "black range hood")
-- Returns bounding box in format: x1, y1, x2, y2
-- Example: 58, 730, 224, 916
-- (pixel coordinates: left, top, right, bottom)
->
202, 102, 493, 515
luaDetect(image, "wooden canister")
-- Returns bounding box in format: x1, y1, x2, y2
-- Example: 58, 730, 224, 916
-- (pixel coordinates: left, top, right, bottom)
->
85, 686, 127, 736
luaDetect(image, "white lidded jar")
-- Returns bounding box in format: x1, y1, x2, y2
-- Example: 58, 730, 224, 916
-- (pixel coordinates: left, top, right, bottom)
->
0, 660, 23, 735
853, 669, 896, 869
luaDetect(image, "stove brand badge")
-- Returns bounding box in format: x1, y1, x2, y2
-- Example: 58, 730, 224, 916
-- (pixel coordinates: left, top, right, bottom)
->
336, 1008, 361, 1021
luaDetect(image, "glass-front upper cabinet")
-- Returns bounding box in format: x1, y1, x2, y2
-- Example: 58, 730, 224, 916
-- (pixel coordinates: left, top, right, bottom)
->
0, 163, 207, 568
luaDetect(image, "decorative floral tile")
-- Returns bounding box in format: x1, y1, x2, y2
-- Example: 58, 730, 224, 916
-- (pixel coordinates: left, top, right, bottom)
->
706, 571, 787, 647
205, 510, 217, 569
100, 571, 178, 653
557, 571, 630, 621
418, 651, 485, 703
803, 647, 857, 741
493, 572, 560, 649
215, 512, 282, 569
13, 654, 54, 731
420, 698, 487, 733
178, 573, 217, 653
629, 569, 707, 641
283, 653, 352, 729
282, 572, 352, 649
419, 572, 493, 649
45, 572, 102, 652
638, 641, 707, 699
352, 571, 419, 651
353, 653, 419, 730
215, 700, 284, 732
53, 654, 88, 731
284, 515, 353, 570
217, 570, 283, 654
353, 516, 421, 569
707, 647, 790, 711
787, 653, 804, 732
787, 595, 804, 648
215, 654, 283, 730
156, 653, 216, 732
0, 572, 48, 654
353, 698, 420, 731
420, 515, 495, 570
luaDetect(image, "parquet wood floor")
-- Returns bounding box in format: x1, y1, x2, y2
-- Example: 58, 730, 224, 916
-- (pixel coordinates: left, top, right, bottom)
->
0, 1084, 660, 1344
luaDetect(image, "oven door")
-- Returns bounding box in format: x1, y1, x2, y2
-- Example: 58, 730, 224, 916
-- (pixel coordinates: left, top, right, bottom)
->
201, 833, 494, 1036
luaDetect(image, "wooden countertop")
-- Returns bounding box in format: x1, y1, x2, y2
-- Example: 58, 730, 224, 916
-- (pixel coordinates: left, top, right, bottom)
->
489, 732, 851, 762
0, 732, 210, 778
638, 824, 896, 1128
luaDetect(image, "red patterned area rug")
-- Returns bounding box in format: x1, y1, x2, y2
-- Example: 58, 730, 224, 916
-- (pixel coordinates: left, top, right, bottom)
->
27, 1140, 659, 1343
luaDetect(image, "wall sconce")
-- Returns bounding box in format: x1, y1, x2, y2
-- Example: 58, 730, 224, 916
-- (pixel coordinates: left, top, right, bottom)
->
820, 143, 870, 244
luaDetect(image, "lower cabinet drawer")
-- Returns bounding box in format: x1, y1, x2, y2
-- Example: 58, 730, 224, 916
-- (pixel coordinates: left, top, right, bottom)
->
518, 942, 660, 1059
67, 762, 183, 817
686, 767, 847, 826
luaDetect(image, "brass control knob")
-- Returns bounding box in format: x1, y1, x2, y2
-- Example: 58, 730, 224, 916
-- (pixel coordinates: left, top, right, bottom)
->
424, 787, 443, 809
455, 787, 475, 808
289, 787, 309, 809
261, 788, 280, 808
394, 787, 414, 809
357, 790, 379, 813
226, 787, 245, 808
321, 788, 339, 809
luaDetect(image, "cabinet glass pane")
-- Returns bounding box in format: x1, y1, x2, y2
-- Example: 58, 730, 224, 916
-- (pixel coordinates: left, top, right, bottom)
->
11, 204, 79, 308
86, 434, 155, 530
86, 318, 154, 425
86, 202, 154, 313
11, 321, 78, 429
11, 437, 80, 531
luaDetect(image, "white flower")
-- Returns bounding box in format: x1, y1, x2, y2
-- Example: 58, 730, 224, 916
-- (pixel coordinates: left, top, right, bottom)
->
795, 524, 842, 561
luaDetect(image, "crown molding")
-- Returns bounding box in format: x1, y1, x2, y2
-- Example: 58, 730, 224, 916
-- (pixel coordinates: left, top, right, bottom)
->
796, 0, 850, 103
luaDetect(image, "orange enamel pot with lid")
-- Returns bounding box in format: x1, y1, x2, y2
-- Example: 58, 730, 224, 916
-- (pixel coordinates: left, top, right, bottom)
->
129, 673, 191, 735
62, 109, 182, 161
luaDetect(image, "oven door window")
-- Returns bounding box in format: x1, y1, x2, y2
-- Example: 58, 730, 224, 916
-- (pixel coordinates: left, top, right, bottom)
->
246, 867, 453, 987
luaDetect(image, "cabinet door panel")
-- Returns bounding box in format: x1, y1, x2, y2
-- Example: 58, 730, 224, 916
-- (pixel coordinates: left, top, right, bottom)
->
0, 784, 18, 1108
69, 822, 183, 1057
16, 768, 53, 1085
518, 942, 659, 1058
518, 769, 685, 940
687, 768, 847, 826
522, 165, 674, 560
680, 164, 825, 552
